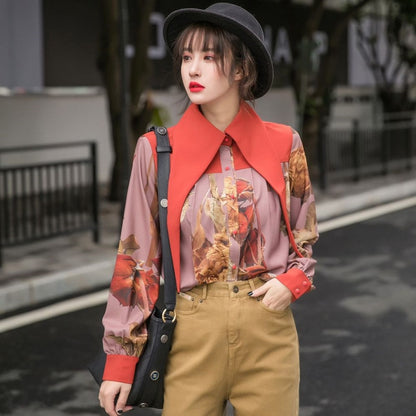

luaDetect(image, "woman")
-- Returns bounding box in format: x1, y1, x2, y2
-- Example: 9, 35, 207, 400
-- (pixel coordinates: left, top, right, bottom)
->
99, 3, 318, 416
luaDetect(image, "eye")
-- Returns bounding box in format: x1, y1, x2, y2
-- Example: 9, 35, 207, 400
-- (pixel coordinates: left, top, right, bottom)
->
182, 54, 191, 62
204, 54, 215, 61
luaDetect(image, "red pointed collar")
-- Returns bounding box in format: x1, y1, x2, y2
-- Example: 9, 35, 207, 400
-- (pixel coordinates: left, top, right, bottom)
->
151, 102, 296, 290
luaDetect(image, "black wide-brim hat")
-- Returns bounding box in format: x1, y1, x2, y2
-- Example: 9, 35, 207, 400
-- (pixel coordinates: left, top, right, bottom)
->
163, 2, 273, 99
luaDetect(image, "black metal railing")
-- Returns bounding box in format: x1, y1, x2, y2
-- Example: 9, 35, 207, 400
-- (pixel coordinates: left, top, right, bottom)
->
0, 141, 99, 267
319, 119, 416, 189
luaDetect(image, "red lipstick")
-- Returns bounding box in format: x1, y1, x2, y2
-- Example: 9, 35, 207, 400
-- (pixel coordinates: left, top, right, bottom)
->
189, 82, 205, 92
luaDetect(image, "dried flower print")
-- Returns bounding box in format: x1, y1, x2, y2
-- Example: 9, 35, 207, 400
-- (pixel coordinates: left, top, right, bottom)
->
195, 232, 230, 283
109, 322, 148, 356
289, 147, 311, 200
118, 234, 140, 255
110, 254, 159, 311
192, 175, 267, 283
292, 202, 318, 257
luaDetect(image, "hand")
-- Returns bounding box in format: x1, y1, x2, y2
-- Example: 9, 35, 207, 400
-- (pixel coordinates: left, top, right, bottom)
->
99, 380, 133, 415
249, 278, 292, 312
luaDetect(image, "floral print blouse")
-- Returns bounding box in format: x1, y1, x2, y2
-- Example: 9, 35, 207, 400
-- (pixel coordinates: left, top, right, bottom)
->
101, 102, 318, 383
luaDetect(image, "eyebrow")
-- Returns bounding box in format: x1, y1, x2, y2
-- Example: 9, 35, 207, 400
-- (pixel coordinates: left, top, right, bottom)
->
182, 46, 215, 52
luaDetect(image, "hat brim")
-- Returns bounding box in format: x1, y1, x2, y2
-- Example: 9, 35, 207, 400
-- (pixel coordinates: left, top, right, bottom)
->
163, 8, 273, 99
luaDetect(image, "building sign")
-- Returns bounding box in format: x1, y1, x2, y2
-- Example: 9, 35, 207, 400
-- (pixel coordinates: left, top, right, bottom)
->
146, 1, 345, 89
42, 0, 347, 88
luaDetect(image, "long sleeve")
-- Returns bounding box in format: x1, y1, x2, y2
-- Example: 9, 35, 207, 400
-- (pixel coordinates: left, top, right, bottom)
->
101, 136, 161, 383
276, 130, 319, 300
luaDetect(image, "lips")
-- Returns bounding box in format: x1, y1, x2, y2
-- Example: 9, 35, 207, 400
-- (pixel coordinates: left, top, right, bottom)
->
189, 82, 205, 92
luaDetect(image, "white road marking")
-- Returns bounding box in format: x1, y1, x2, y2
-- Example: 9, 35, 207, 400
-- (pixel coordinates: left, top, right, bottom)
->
318, 196, 416, 233
0, 290, 108, 334
1, 196, 416, 333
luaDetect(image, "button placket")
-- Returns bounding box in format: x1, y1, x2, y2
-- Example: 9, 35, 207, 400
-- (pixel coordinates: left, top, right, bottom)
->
219, 142, 233, 174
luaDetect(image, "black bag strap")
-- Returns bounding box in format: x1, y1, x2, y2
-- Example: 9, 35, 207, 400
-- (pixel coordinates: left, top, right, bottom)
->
150, 126, 176, 314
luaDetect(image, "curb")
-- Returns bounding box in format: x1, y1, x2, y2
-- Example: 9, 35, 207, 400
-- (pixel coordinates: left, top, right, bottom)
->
0, 261, 114, 316
316, 178, 416, 221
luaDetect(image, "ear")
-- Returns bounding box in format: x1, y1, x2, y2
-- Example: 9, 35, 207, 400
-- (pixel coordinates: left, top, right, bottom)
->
234, 67, 243, 81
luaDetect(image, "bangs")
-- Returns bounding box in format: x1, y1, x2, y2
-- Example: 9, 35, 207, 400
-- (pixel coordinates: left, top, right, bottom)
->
174, 23, 229, 74
182, 25, 224, 54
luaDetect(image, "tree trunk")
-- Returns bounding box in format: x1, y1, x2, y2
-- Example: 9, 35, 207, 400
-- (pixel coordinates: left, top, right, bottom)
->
302, 112, 322, 179
98, 0, 155, 201
130, 0, 155, 146
98, 0, 123, 201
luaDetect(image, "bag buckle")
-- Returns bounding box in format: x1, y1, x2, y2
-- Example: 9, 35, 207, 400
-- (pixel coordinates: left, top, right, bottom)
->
162, 308, 176, 323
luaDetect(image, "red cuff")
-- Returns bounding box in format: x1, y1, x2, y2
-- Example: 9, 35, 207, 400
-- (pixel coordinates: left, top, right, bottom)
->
102, 354, 139, 384
276, 268, 311, 301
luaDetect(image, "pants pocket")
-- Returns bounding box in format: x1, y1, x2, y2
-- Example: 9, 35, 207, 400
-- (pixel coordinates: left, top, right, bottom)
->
256, 297, 290, 317
175, 290, 201, 315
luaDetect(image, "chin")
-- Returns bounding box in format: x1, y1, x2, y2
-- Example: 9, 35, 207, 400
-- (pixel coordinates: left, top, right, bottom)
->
187, 97, 205, 105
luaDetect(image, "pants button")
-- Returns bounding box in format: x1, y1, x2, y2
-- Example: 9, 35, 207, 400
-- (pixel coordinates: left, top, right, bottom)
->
232, 286, 239, 293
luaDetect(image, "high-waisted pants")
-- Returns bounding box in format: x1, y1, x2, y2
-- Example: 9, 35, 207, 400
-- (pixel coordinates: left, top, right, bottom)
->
163, 277, 300, 416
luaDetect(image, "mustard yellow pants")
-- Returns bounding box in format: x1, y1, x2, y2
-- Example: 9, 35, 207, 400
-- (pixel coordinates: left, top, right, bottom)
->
163, 278, 300, 416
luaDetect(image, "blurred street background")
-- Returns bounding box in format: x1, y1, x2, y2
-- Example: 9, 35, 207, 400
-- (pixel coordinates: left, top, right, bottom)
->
1, 0, 415, 415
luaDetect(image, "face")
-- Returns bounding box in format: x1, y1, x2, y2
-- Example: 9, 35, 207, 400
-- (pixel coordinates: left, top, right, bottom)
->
180, 34, 241, 109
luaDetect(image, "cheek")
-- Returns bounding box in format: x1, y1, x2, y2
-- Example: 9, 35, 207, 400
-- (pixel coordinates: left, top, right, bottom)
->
181, 65, 187, 84
217, 73, 232, 89
214, 65, 232, 86
210, 68, 225, 84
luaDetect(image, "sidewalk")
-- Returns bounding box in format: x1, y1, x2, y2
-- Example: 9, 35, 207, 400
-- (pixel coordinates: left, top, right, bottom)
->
1, 171, 415, 316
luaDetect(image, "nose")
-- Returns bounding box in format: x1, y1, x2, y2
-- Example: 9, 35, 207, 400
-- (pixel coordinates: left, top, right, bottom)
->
189, 58, 201, 77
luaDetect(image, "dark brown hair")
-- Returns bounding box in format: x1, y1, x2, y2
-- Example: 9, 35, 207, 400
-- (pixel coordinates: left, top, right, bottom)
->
172, 22, 258, 103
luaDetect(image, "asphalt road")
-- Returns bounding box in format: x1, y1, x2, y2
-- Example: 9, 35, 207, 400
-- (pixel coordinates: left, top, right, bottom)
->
1, 206, 415, 416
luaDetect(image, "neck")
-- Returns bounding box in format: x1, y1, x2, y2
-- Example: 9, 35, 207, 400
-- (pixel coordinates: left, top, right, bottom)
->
200, 91, 241, 132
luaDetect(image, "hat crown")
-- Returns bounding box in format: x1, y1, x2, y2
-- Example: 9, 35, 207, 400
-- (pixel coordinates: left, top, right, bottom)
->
204, 3, 264, 41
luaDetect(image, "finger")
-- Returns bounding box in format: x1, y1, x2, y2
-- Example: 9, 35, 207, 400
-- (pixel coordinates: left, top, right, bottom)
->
99, 398, 105, 409
248, 282, 269, 298
103, 396, 117, 416
115, 384, 131, 414
263, 284, 292, 310
100, 388, 118, 416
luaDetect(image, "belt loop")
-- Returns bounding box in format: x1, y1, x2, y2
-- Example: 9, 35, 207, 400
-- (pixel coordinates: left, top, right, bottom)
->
248, 278, 256, 292
202, 284, 208, 300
